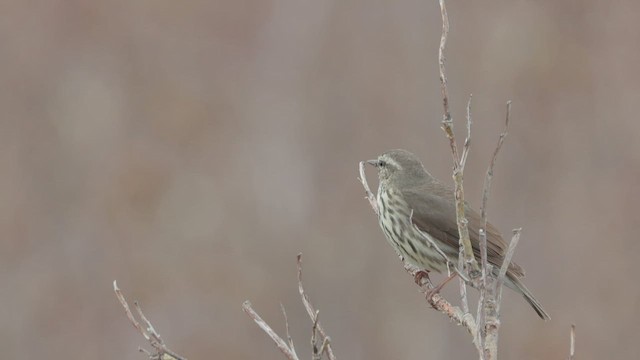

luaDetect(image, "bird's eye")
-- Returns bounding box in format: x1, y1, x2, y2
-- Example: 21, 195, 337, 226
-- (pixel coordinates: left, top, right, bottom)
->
379, 160, 386, 167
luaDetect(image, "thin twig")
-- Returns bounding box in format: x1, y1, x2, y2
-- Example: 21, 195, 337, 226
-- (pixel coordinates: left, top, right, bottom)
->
568, 324, 576, 360
477, 100, 511, 359
280, 304, 296, 355
460, 95, 473, 169
311, 310, 321, 360
358, 161, 379, 215
114, 281, 150, 342
481, 101, 511, 223
438, 0, 451, 127
459, 271, 470, 315
495, 229, 521, 313
438, 0, 478, 277
482, 227, 520, 360
242, 301, 300, 360
113, 281, 187, 360
297, 254, 336, 360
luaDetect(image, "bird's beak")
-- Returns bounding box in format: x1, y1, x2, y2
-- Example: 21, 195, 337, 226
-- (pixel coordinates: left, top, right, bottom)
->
366, 159, 380, 167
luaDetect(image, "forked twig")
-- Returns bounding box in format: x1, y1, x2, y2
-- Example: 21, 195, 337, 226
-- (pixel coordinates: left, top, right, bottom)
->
243, 301, 300, 360
438, 0, 478, 278
113, 281, 187, 360
297, 254, 336, 360
243, 255, 335, 360
477, 100, 512, 359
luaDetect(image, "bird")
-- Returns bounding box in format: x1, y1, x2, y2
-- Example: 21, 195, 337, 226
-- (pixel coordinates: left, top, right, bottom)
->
366, 149, 549, 320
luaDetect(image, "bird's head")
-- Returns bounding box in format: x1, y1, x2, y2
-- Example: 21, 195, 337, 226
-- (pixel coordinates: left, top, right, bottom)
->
367, 149, 430, 188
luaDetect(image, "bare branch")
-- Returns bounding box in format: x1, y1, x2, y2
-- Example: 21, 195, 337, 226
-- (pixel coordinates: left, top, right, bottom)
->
243, 256, 335, 360
358, 161, 379, 215
481, 101, 511, 223
459, 272, 470, 315
280, 304, 296, 355
495, 228, 521, 311
297, 254, 336, 360
438, 0, 479, 277
113, 281, 187, 360
480, 228, 521, 359
242, 301, 300, 360
114, 281, 150, 342
568, 324, 576, 360
311, 310, 321, 360
438, 0, 451, 127
477, 100, 512, 359
460, 94, 473, 169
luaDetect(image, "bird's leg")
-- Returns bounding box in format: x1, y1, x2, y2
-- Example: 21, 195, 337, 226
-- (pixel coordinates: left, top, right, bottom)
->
414, 269, 432, 287
426, 272, 458, 300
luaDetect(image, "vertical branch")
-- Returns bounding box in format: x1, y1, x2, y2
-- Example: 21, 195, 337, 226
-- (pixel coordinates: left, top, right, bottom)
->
297, 254, 337, 360
359, 161, 379, 216
114, 281, 187, 360
458, 94, 474, 315
438, 0, 479, 277
280, 304, 297, 355
438, 0, 452, 127
242, 302, 300, 360
243, 255, 335, 360
567, 324, 576, 360
481, 101, 511, 224
460, 95, 473, 169
483, 229, 521, 359
477, 101, 512, 358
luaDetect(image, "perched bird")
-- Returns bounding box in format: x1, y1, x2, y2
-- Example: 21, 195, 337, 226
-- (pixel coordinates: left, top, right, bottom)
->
366, 149, 549, 320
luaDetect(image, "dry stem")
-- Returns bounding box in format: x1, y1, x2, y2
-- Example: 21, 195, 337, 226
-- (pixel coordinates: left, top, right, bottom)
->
242, 254, 335, 360
243, 301, 300, 360
476, 101, 512, 359
113, 281, 187, 360
568, 324, 576, 360
438, 0, 479, 278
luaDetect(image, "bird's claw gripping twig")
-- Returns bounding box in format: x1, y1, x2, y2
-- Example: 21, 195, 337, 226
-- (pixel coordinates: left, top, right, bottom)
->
414, 269, 432, 287
425, 272, 457, 302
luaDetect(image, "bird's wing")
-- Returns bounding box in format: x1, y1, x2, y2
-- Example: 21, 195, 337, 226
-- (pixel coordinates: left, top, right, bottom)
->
402, 186, 524, 277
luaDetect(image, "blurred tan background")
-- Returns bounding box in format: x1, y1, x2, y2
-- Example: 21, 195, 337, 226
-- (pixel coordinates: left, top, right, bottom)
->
2, 0, 640, 359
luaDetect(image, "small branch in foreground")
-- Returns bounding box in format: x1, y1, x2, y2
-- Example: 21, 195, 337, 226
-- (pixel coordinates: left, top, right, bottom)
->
297, 254, 336, 360
280, 304, 297, 356
243, 254, 336, 360
243, 301, 299, 360
113, 281, 186, 360
567, 324, 576, 360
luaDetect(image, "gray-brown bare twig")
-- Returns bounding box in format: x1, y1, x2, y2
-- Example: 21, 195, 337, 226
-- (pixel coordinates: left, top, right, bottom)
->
113, 281, 187, 360
242, 254, 336, 360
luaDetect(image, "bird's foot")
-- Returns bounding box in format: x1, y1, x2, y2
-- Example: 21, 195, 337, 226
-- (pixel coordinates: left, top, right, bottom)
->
425, 272, 457, 301
414, 269, 431, 287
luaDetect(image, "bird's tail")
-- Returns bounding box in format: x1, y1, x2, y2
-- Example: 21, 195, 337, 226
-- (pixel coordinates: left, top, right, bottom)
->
505, 273, 550, 320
